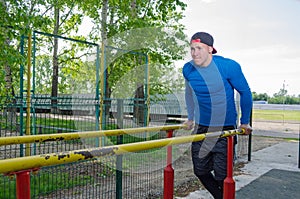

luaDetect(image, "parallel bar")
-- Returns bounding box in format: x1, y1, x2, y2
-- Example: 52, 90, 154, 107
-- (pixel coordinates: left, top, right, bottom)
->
223, 136, 235, 199
164, 130, 174, 199
16, 170, 31, 199
298, 124, 300, 169
0, 129, 244, 174
248, 108, 253, 161
0, 125, 184, 146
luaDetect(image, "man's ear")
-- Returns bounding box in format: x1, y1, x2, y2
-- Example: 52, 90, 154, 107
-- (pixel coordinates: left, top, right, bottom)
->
208, 46, 213, 54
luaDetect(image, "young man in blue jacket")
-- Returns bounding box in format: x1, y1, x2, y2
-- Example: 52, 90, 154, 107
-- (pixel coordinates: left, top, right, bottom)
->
182, 32, 253, 199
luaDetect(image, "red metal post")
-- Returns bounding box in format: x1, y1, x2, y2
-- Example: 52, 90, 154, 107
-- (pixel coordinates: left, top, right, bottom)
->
223, 136, 235, 199
16, 170, 31, 199
164, 130, 174, 199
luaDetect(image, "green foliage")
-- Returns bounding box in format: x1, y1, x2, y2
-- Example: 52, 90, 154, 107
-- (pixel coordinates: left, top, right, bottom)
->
33, 32, 98, 95
268, 95, 300, 105
0, 0, 53, 96
84, 0, 188, 98
273, 88, 288, 97
252, 92, 269, 101
1, 0, 188, 99
35, 55, 53, 94
252, 91, 300, 105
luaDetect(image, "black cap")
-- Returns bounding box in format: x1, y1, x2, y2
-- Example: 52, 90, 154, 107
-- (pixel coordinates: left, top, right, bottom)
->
190, 32, 217, 54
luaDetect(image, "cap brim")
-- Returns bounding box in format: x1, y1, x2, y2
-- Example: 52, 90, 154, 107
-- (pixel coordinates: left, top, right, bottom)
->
212, 47, 217, 54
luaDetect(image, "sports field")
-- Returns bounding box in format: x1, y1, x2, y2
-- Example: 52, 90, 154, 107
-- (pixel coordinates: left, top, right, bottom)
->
253, 109, 300, 122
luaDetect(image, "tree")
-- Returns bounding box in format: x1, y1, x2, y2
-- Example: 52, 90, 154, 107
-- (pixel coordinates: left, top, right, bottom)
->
82, 0, 187, 124
1, 0, 188, 125
0, 0, 52, 98
1, 0, 28, 98
273, 88, 288, 98
252, 92, 269, 101
252, 90, 300, 105
32, 0, 85, 112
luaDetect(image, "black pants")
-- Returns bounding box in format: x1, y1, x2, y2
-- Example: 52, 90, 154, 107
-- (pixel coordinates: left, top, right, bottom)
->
191, 125, 235, 199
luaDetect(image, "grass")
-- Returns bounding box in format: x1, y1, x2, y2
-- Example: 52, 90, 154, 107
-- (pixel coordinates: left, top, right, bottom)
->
283, 137, 300, 142
34, 117, 97, 134
252, 109, 300, 122
0, 171, 93, 199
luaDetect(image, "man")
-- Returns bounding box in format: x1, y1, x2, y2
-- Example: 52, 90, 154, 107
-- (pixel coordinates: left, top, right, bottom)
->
182, 32, 253, 199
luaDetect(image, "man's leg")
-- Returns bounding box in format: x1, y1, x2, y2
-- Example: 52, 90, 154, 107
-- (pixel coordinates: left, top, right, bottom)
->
212, 137, 230, 199
192, 140, 222, 199
198, 173, 223, 199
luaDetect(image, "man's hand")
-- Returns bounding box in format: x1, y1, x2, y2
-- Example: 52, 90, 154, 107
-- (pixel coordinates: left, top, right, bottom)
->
239, 124, 253, 135
183, 120, 194, 130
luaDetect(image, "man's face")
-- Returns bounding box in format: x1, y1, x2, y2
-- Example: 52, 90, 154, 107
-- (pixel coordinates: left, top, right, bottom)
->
190, 42, 213, 67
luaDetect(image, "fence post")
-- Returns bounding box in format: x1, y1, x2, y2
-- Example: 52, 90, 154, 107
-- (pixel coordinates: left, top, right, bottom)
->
116, 99, 124, 199
248, 108, 253, 161
164, 129, 174, 199
16, 170, 31, 199
223, 136, 235, 199
298, 124, 300, 169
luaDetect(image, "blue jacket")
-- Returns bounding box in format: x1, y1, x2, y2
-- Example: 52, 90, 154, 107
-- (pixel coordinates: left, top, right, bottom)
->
182, 55, 252, 126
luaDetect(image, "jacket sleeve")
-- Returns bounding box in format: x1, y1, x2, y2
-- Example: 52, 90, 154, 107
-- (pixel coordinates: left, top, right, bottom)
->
184, 80, 195, 121
227, 61, 253, 124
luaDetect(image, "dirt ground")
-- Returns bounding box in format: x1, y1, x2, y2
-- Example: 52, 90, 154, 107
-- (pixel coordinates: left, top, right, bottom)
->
172, 121, 299, 197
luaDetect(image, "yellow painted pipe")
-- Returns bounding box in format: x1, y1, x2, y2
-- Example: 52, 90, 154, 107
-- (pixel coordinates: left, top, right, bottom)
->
0, 129, 244, 174
0, 125, 184, 146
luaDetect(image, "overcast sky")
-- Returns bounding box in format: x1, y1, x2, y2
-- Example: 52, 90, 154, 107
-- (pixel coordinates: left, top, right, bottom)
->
179, 0, 300, 96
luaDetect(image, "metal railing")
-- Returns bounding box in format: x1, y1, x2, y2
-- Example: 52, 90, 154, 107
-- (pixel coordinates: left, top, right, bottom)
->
0, 125, 244, 199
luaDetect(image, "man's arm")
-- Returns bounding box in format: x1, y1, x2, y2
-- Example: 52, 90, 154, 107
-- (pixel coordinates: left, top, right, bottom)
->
239, 88, 253, 135
227, 60, 253, 134
184, 80, 195, 130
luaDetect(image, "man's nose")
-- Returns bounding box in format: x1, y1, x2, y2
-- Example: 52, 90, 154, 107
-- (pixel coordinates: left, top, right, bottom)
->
192, 49, 199, 56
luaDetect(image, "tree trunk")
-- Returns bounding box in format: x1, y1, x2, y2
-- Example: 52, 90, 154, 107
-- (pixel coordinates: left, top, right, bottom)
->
101, 0, 111, 121
4, 49, 17, 127
4, 59, 15, 98
134, 83, 145, 126
133, 56, 145, 126
1, 0, 15, 98
2, 0, 17, 124
131, 0, 137, 17
129, 2, 146, 126
51, 6, 59, 113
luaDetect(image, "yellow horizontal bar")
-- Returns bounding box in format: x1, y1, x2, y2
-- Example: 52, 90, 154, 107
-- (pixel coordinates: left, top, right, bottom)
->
0, 129, 244, 174
0, 125, 184, 146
